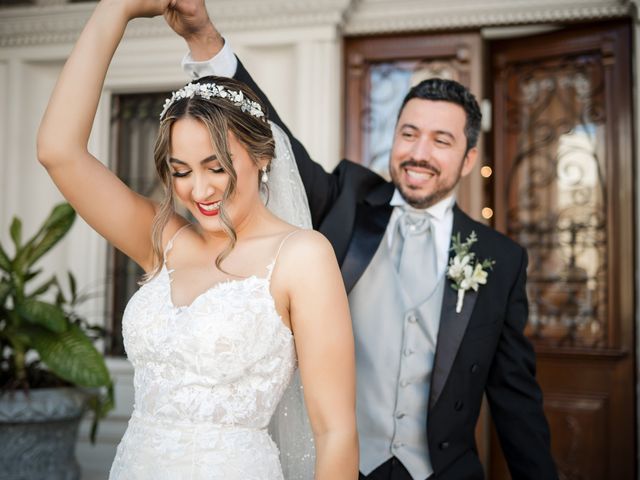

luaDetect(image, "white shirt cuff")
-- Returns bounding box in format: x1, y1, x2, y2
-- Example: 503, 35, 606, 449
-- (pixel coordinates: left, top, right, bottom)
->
181, 38, 238, 80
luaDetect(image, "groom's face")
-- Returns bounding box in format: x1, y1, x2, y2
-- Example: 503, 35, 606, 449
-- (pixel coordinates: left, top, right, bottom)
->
389, 98, 477, 209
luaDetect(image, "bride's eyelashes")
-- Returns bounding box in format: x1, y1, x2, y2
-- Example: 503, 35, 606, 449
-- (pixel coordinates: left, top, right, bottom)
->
171, 167, 225, 178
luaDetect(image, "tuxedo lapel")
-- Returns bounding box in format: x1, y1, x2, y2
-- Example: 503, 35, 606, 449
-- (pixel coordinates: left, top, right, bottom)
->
429, 206, 479, 410
341, 182, 394, 293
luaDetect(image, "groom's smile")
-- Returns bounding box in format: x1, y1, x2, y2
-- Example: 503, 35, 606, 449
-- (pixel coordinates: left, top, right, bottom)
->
389, 98, 478, 209
401, 160, 439, 189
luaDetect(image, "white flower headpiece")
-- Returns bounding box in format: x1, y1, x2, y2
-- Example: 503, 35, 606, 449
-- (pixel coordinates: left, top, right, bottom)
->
159, 82, 265, 120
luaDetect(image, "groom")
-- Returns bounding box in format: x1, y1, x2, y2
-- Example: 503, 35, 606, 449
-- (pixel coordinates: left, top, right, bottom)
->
167, 3, 557, 479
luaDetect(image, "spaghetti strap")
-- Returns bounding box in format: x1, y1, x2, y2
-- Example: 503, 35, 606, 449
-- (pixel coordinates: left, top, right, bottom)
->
266, 230, 302, 281
163, 224, 191, 260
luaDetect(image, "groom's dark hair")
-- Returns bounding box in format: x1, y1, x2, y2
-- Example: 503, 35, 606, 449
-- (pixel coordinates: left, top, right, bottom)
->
399, 78, 482, 152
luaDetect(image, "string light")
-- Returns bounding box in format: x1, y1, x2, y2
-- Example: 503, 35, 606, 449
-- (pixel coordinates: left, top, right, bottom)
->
481, 207, 493, 219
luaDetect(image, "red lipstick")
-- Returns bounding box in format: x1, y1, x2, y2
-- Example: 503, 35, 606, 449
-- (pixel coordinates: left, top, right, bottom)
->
196, 201, 220, 217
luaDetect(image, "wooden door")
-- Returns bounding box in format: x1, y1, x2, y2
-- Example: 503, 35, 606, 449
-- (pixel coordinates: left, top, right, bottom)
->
490, 22, 635, 479
344, 33, 487, 221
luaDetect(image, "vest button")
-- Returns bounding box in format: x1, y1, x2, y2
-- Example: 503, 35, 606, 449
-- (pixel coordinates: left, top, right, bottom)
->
404, 348, 414, 356
400, 379, 410, 387
392, 441, 404, 450
395, 412, 406, 419
454, 400, 464, 411
439, 441, 450, 450
406, 313, 417, 324
470, 363, 479, 373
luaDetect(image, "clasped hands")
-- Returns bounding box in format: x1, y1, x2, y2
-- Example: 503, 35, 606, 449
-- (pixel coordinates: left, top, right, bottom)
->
112, 0, 212, 41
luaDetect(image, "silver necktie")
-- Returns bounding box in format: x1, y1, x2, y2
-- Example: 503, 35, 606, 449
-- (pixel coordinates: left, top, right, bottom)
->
394, 209, 437, 306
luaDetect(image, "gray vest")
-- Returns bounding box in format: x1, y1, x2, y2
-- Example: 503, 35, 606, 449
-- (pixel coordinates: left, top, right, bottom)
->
349, 229, 444, 480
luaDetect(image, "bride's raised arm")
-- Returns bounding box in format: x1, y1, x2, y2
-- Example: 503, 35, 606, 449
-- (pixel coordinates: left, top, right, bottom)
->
37, 0, 174, 271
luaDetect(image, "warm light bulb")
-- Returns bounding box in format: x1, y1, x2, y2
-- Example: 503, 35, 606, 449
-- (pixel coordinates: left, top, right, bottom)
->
481, 207, 493, 219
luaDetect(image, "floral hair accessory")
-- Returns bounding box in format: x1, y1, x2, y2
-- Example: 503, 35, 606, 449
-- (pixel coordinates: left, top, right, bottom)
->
447, 231, 495, 313
159, 82, 265, 120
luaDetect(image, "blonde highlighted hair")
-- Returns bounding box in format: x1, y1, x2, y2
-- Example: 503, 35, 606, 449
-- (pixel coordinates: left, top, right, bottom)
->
144, 76, 275, 282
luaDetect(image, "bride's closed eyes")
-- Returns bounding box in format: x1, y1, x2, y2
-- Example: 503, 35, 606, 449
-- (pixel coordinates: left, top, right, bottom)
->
171, 167, 225, 178
169, 156, 225, 177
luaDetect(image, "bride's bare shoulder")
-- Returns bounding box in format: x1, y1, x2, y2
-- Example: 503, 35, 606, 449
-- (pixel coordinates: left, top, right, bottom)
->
282, 229, 332, 253
276, 229, 337, 273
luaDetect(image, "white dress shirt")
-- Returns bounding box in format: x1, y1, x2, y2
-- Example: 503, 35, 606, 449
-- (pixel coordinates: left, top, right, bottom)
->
182, 39, 238, 79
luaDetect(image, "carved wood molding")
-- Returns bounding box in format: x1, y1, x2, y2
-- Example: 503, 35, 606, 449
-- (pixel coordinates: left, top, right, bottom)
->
543, 391, 610, 480
344, 0, 633, 35
536, 346, 630, 359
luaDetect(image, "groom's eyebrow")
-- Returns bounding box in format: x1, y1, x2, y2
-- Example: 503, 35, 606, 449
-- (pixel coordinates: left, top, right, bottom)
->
168, 155, 218, 165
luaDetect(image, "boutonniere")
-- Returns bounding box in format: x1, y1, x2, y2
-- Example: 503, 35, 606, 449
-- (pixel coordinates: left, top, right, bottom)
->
446, 231, 495, 313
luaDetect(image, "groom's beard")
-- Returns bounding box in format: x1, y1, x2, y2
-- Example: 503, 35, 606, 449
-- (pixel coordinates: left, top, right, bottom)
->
389, 158, 465, 209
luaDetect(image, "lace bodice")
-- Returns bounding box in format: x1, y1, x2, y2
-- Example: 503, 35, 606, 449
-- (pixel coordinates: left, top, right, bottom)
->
109, 232, 297, 479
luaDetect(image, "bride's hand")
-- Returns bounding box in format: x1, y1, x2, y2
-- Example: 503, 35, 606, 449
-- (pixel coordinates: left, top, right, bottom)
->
110, 0, 174, 22
164, 0, 213, 41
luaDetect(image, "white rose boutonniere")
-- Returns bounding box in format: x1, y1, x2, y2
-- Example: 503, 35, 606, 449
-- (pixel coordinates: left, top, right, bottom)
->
447, 231, 495, 313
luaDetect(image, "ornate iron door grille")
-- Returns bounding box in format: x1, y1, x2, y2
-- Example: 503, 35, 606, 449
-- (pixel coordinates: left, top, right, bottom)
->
502, 54, 608, 348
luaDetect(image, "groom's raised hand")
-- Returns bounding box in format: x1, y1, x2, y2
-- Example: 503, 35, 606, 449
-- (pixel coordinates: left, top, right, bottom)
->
165, 0, 223, 60
114, 0, 175, 21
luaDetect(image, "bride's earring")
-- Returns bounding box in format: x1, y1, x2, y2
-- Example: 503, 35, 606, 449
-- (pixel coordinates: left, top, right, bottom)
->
260, 166, 269, 184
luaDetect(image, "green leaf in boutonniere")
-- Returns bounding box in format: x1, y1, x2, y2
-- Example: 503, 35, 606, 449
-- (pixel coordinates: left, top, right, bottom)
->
446, 231, 495, 313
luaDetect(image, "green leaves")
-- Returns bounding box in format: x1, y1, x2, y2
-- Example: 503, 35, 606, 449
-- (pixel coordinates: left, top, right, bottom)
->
67, 272, 78, 304
9, 217, 22, 250
29, 275, 58, 297
12, 203, 76, 274
16, 299, 68, 333
27, 203, 76, 268
0, 280, 11, 306
86, 383, 115, 443
450, 230, 478, 258
27, 323, 111, 388
1, 203, 114, 439
0, 243, 10, 272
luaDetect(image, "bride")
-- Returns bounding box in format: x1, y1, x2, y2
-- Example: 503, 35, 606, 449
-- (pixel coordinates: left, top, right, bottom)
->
36, 0, 358, 478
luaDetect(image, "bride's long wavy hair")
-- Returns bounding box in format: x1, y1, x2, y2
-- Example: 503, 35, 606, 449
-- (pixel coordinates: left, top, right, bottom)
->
143, 76, 275, 282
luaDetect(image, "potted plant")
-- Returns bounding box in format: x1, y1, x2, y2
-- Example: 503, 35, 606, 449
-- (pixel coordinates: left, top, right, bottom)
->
0, 202, 114, 480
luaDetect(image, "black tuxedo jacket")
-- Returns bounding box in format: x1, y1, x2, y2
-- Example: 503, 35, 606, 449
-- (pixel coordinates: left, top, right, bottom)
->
232, 60, 557, 480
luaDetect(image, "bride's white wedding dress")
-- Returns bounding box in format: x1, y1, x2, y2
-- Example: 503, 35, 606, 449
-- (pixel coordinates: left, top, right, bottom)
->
109, 230, 297, 479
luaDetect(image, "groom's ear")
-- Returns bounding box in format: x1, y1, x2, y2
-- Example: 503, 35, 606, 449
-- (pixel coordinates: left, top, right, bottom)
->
460, 147, 478, 177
